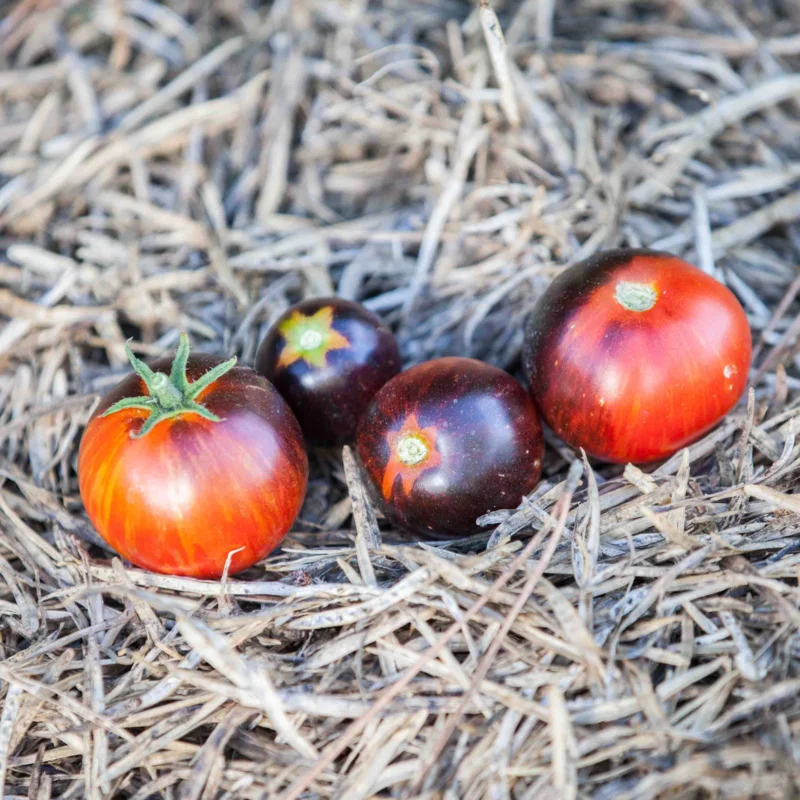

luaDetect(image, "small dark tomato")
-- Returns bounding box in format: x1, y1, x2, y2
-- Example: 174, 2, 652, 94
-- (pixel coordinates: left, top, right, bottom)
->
522, 249, 752, 464
78, 335, 308, 579
356, 357, 544, 536
255, 297, 402, 447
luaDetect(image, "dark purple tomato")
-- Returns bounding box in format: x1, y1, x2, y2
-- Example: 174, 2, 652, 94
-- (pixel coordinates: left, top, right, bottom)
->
78, 335, 308, 578
522, 249, 752, 464
255, 297, 401, 447
356, 357, 544, 536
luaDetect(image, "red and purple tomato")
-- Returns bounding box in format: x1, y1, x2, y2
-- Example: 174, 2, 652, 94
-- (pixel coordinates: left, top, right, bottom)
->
357, 357, 544, 536
78, 335, 308, 578
522, 249, 752, 464
256, 297, 401, 447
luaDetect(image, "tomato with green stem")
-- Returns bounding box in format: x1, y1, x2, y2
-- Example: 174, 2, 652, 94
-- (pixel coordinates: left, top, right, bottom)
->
522, 249, 752, 464
78, 334, 308, 578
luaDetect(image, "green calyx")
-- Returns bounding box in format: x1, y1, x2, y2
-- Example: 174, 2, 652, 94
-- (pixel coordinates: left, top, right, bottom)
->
103, 333, 237, 438
615, 281, 657, 312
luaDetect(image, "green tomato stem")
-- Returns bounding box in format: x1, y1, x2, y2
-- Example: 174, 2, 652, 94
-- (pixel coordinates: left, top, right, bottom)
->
149, 372, 184, 409
615, 281, 657, 312
102, 333, 237, 438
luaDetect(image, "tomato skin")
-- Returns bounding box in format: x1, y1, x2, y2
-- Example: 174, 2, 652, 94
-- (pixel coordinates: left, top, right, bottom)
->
78, 354, 308, 579
356, 357, 544, 536
256, 297, 401, 447
522, 249, 752, 464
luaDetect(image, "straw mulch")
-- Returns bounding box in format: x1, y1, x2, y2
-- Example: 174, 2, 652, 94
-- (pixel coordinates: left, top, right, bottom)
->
2, 1, 800, 797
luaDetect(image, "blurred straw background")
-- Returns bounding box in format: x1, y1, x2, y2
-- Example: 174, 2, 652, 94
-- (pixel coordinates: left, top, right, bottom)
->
2, 0, 800, 797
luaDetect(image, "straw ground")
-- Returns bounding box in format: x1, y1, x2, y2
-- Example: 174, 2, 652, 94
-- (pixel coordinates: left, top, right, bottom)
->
2, 1, 800, 797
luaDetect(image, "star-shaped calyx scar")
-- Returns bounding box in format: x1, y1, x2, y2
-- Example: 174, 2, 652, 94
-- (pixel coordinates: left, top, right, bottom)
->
382, 413, 441, 500
277, 306, 350, 369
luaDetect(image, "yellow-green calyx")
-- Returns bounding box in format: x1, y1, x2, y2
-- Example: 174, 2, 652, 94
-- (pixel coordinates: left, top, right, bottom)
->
277, 306, 350, 369
615, 281, 657, 312
102, 333, 237, 438
396, 433, 429, 466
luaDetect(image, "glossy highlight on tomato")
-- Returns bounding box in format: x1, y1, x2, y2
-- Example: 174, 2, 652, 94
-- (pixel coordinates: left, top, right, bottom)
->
357, 357, 544, 536
256, 297, 401, 447
522, 249, 752, 464
78, 335, 308, 578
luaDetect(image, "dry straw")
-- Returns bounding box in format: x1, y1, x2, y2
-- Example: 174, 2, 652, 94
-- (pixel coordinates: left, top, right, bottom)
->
2, 1, 800, 798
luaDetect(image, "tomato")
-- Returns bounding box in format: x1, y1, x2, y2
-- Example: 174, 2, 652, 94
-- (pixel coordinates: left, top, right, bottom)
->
357, 357, 544, 535
78, 335, 308, 578
522, 249, 752, 464
255, 297, 401, 447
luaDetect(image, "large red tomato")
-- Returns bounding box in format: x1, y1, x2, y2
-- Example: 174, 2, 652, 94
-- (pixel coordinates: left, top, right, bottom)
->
78, 335, 308, 578
522, 249, 752, 464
